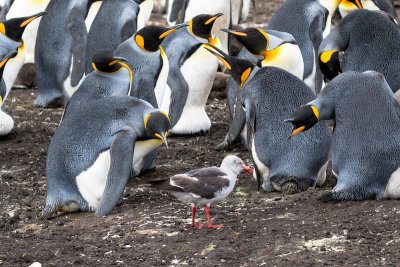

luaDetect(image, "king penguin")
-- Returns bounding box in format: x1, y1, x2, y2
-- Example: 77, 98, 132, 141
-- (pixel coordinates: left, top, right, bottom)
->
339, 0, 398, 19
161, 13, 222, 134
267, 0, 341, 93
34, 0, 91, 108
6, 0, 50, 64
216, 27, 303, 150
167, 0, 231, 53
114, 24, 183, 108
85, 0, 140, 74
205, 45, 331, 194
42, 96, 170, 218
319, 10, 400, 93
135, 0, 155, 26
287, 71, 400, 201
0, 12, 46, 103
0, 51, 19, 137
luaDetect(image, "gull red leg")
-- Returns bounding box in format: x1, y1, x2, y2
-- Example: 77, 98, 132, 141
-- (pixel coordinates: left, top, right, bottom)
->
204, 205, 224, 229
191, 204, 204, 228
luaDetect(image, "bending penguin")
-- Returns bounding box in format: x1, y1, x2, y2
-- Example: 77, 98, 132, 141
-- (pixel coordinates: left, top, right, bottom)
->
217, 27, 303, 150
288, 71, 400, 201
42, 96, 170, 218
85, 0, 140, 74
114, 24, 183, 108
167, 0, 231, 53
205, 45, 331, 194
34, 0, 91, 108
319, 10, 400, 93
339, 0, 398, 19
267, 0, 341, 93
161, 13, 222, 134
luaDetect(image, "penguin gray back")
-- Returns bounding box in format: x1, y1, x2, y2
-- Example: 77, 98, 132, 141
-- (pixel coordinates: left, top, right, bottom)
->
319, 10, 400, 93
85, 0, 140, 74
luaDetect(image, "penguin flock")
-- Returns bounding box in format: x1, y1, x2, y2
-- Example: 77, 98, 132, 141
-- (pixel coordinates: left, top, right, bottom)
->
0, 0, 399, 226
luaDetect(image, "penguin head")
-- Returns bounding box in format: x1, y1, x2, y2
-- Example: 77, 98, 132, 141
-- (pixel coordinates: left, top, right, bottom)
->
91, 50, 130, 73
188, 13, 223, 39
319, 50, 342, 81
204, 44, 256, 88
0, 12, 47, 42
340, 0, 363, 10
221, 27, 268, 55
144, 111, 170, 147
134, 24, 186, 52
285, 105, 320, 138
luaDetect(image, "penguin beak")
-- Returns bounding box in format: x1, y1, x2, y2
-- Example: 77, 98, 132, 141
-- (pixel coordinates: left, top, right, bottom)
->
159, 24, 186, 39
0, 50, 17, 69
220, 28, 248, 37
203, 44, 232, 70
155, 132, 169, 148
20, 12, 47, 28
242, 165, 253, 174
204, 13, 224, 25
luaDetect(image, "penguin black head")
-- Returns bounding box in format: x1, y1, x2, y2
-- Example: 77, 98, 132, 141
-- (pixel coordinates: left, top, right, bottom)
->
144, 111, 170, 147
135, 24, 186, 52
221, 27, 268, 55
0, 12, 47, 42
319, 50, 342, 81
204, 44, 256, 88
189, 13, 223, 39
340, 0, 363, 9
285, 105, 320, 138
91, 50, 130, 73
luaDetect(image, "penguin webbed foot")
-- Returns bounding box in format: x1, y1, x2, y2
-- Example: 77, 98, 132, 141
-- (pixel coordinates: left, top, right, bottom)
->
318, 191, 340, 203
0, 129, 17, 140
215, 141, 230, 151
33, 94, 64, 109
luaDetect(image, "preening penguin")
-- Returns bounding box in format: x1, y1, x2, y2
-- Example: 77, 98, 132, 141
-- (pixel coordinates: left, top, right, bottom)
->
6, 0, 50, 64
0, 12, 46, 102
85, 0, 140, 74
34, 0, 91, 108
42, 97, 170, 218
161, 13, 222, 135
287, 71, 400, 201
267, 0, 341, 93
205, 45, 331, 193
217, 27, 303, 150
339, 0, 398, 19
114, 24, 183, 108
319, 10, 400, 92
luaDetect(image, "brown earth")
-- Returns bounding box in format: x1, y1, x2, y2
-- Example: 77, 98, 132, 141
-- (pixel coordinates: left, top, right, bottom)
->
1, 1, 400, 267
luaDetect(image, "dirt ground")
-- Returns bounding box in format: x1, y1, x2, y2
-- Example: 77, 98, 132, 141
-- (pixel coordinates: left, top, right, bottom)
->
1, 1, 400, 267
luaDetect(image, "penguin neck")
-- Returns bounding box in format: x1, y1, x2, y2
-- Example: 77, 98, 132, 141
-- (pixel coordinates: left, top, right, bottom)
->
261, 45, 284, 66
93, 66, 132, 96
207, 36, 220, 47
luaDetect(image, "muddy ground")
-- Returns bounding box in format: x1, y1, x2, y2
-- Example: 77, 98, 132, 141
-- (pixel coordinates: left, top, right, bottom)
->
2, 1, 400, 267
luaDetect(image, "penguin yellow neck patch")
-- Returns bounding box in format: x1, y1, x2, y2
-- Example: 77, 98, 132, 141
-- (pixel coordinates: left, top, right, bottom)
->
160, 111, 170, 121
189, 19, 194, 35
0, 96, 2, 106
257, 29, 270, 48
262, 45, 283, 61
207, 37, 220, 46
240, 67, 252, 88
0, 23, 5, 35
320, 50, 337, 63
118, 62, 133, 96
311, 105, 319, 120
144, 113, 151, 128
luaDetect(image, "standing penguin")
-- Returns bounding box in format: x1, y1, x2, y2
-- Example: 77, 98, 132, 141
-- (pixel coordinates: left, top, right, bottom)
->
42, 96, 170, 218
34, 0, 90, 108
6, 0, 50, 64
85, 0, 140, 74
267, 0, 341, 93
288, 71, 400, 201
217, 27, 303, 150
319, 10, 400, 92
205, 45, 331, 193
161, 13, 222, 135
167, 0, 231, 53
0, 50, 18, 137
114, 24, 183, 108
0, 13, 46, 102
339, 0, 398, 19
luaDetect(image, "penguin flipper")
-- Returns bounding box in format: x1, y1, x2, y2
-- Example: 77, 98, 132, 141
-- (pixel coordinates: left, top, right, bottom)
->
68, 1, 89, 87
121, 15, 138, 42
169, 0, 186, 24
167, 67, 189, 128
216, 97, 246, 150
95, 128, 136, 217
310, 8, 327, 94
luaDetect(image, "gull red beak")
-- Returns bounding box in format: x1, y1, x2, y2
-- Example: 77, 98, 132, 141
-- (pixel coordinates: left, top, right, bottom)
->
242, 165, 253, 174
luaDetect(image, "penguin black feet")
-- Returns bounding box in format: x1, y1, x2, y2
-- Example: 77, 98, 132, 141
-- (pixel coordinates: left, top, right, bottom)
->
281, 181, 300, 195
317, 191, 339, 203
33, 94, 64, 109
215, 141, 230, 151
0, 129, 17, 140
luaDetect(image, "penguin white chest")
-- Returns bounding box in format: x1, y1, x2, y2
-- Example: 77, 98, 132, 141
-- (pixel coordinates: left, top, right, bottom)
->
154, 51, 169, 107
76, 150, 111, 210
85, 2, 102, 31
3, 45, 26, 99
384, 167, 400, 199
